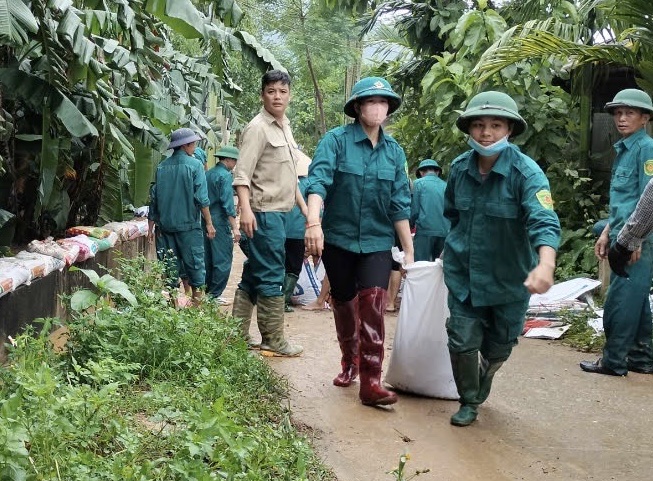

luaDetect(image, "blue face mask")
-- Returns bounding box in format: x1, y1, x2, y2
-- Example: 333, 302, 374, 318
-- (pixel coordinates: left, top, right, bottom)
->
467, 136, 510, 157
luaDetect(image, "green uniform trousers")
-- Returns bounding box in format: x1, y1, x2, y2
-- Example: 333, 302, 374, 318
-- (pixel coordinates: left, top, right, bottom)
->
413, 234, 445, 262
238, 212, 286, 298
204, 223, 233, 298
446, 293, 529, 362
156, 227, 205, 288
602, 243, 653, 374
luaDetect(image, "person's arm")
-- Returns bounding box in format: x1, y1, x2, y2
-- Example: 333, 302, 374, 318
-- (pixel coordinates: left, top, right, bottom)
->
296, 185, 308, 218
305, 132, 339, 257
524, 245, 556, 294
236, 185, 256, 238
595, 222, 610, 260
201, 206, 215, 239
232, 121, 266, 238
394, 219, 414, 266
617, 177, 653, 250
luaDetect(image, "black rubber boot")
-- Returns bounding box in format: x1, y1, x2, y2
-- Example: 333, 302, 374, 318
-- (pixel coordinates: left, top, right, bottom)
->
283, 273, 299, 313
450, 351, 480, 426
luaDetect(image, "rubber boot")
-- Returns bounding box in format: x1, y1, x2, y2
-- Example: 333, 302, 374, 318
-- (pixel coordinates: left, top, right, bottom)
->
257, 296, 303, 357
331, 297, 360, 387
232, 289, 258, 348
283, 273, 299, 313
450, 351, 480, 426
476, 355, 504, 404
358, 287, 397, 406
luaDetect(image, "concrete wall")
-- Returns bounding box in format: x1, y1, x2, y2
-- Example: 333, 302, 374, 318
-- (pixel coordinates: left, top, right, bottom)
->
0, 237, 155, 356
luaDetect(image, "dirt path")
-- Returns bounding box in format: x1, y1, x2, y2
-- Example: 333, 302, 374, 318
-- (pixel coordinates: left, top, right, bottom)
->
224, 250, 653, 481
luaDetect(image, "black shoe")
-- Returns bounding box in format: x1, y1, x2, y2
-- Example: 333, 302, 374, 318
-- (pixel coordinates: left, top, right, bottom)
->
627, 364, 653, 374
579, 359, 626, 376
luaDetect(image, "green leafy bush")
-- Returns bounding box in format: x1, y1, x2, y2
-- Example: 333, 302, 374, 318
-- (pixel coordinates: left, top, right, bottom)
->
0, 257, 334, 480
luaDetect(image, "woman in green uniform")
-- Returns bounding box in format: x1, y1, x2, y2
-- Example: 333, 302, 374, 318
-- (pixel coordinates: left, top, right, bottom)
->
305, 77, 414, 407
443, 91, 561, 426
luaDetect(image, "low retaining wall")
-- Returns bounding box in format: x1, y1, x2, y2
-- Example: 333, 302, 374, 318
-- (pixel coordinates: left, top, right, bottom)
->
0, 237, 155, 357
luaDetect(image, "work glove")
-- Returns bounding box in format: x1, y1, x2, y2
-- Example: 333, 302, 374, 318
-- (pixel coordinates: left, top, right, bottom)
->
607, 242, 632, 278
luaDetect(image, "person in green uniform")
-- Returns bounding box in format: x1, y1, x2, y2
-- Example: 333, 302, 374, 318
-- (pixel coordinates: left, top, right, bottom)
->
194, 145, 209, 171
410, 159, 450, 261
204, 145, 241, 303
148, 128, 216, 302
231, 70, 305, 357
443, 91, 561, 426
283, 150, 311, 312
305, 77, 414, 407
581, 88, 653, 376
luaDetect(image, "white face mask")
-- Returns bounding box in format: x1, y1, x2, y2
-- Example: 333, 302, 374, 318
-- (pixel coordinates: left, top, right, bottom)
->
359, 101, 389, 127
467, 135, 510, 157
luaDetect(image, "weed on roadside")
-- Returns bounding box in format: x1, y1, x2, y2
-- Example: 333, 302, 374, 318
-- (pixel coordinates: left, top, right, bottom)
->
559, 307, 605, 353
1, 256, 333, 480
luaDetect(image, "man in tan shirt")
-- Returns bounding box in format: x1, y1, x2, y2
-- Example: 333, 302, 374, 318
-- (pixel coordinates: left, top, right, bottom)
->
231, 70, 305, 357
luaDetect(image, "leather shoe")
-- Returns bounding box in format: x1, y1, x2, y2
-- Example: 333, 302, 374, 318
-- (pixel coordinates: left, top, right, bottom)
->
580, 359, 626, 376
627, 364, 653, 374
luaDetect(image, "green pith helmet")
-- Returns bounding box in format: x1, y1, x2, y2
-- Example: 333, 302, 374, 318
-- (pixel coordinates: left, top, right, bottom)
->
214, 145, 239, 160
456, 91, 527, 136
344, 77, 402, 118
416, 159, 441, 178
604, 89, 653, 115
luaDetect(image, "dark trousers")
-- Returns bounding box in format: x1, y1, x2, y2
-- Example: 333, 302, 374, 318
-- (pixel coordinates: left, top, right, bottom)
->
321, 243, 392, 301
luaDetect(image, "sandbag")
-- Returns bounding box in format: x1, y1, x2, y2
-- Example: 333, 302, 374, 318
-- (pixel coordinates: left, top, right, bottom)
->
385, 260, 458, 400
291, 258, 326, 306
27, 237, 79, 266
58, 235, 99, 262
0, 260, 31, 296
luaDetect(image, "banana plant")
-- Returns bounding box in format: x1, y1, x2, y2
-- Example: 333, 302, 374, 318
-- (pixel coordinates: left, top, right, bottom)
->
0, 0, 284, 244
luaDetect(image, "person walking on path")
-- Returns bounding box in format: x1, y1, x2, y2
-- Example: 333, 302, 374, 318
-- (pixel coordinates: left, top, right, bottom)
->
231, 70, 305, 357
581, 88, 653, 376
410, 159, 450, 261
305, 76, 414, 407
148, 128, 216, 302
204, 145, 241, 303
283, 151, 311, 312
443, 91, 560, 426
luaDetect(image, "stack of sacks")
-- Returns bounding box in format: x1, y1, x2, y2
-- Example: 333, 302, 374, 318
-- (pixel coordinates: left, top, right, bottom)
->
28, 237, 80, 266
58, 235, 99, 262
103, 219, 148, 241
0, 259, 31, 297
1, 251, 65, 286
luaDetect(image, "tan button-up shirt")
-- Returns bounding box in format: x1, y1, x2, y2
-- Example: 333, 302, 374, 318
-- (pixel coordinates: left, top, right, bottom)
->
233, 108, 298, 212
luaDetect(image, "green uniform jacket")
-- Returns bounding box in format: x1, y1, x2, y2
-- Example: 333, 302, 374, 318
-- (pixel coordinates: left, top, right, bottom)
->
286, 177, 309, 240
307, 122, 411, 253
150, 150, 210, 232
443, 145, 561, 307
608, 128, 653, 243
205, 163, 236, 225
410, 173, 450, 236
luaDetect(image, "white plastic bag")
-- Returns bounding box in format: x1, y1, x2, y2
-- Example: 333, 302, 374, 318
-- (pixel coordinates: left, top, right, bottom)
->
291, 258, 326, 306
385, 260, 458, 399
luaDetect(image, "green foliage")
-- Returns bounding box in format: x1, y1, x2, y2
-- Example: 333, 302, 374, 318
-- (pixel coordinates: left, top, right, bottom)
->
0, 0, 282, 244
68, 266, 138, 311
559, 307, 605, 352
1, 257, 334, 480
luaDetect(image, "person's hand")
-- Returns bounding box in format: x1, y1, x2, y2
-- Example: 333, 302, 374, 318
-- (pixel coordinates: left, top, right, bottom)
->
594, 234, 609, 260
239, 207, 257, 238
232, 229, 241, 243
205, 223, 216, 240
608, 242, 633, 278
524, 262, 555, 294
304, 224, 324, 257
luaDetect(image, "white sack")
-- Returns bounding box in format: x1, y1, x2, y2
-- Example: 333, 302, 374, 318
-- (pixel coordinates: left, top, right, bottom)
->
385, 260, 458, 400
